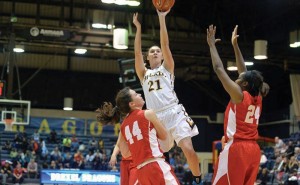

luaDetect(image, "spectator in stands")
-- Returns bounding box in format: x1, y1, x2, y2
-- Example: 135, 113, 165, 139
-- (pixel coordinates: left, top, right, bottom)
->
71, 134, 79, 152
280, 143, 288, 155
1, 160, 13, 185
10, 148, 18, 161
62, 152, 73, 169
15, 150, 26, 168
50, 146, 62, 162
88, 137, 97, 152
256, 167, 269, 185
275, 136, 284, 150
13, 133, 22, 150
20, 137, 29, 154
20, 130, 28, 141
23, 150, 31, 167
98, 138, 104, 154
73, 150, 85, 169
100, 153, 109, 171
27, 158, 38, 179
275, 156, 289, 184
3, 140, 12, 151
42, 162, 48, 169
32, 129, 40, 143
294, 147, 300, 161
285, 141, 295, 159
30, 150, 37, 161
62, 136, 72, 152
288, 156, 298, 173
92, 151, 102, 170
287, 169, 298, 185
49, 160, 58, 169
78, 141, 85, 153
29, 138, 39, 156
85, 150, 95, 167
49, 129, 58, 144
12, 162, 24, 184
40, 138, 49, 160
260, 150, 268, 168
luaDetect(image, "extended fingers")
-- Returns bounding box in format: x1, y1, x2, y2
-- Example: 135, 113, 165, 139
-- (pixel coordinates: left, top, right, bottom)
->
207, 25, 216, 36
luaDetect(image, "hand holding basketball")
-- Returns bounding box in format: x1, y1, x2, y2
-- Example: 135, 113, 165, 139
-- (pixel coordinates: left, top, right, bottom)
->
152, 0, 175, 12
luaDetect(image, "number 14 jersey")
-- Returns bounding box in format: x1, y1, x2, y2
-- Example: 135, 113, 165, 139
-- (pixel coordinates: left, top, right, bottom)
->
121, 109, 164, 167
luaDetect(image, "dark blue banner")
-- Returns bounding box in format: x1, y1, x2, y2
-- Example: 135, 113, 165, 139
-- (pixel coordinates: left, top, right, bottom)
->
30, 117, 85, 135
9, 117, 121, 137
41, 169, 120, 184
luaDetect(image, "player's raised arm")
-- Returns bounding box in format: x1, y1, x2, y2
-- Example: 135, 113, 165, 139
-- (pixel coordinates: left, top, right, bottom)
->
157, 9, 174, 74
231, 25, 247, 74
133, 13, 146, 81
207, 25, 243, 103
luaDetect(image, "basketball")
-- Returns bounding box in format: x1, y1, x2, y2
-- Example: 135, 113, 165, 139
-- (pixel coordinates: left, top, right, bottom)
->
152, 0, 175, 12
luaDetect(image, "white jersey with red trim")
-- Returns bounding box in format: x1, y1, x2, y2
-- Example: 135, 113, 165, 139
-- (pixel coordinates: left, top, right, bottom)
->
224, 91, 262, 141
121, 109, 164, 167
142, 65, 178, 110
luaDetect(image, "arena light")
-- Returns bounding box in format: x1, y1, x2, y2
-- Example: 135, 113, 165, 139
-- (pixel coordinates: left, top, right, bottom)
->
127, 0, 140, 6
63, 97, 73, 111
101, 0, 140, 6
92, 10, 114, 29
115, 0, 127, 5
254, 40, 268, 60
290, 30, 300, 48
101, 0, 114, 4
245, 61, 254, 66
113, 28, 128, 49
13, 45, 25, 53
74, 48, 87, 54
227, 61, 237, 71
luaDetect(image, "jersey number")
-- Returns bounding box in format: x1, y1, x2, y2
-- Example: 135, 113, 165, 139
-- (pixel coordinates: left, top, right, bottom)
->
148, 80, 162, 92
244, 105, 260, 124
124, 121, 143, 144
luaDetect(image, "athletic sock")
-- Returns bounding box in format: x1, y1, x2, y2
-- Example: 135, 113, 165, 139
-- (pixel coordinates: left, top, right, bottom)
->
163, 152, 170, 163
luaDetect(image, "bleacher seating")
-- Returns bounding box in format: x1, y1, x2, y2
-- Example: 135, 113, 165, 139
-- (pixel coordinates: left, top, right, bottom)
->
202, 173, 213, 185
0, 130, 118, 185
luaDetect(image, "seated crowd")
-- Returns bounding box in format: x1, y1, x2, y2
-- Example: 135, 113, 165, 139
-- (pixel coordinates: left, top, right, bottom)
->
0, 129, 115, 184
256, 134, 300, 185
5, 129, 299, 185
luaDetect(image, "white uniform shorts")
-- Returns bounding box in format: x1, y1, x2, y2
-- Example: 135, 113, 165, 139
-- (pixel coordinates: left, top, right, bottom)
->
155, 103, 199, 152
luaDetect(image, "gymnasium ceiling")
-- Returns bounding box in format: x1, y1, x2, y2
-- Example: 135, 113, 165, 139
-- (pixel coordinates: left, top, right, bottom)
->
0, 0, 299, 112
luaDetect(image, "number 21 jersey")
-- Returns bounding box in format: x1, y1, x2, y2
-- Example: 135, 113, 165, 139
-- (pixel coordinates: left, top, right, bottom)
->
142, 65, 178, 109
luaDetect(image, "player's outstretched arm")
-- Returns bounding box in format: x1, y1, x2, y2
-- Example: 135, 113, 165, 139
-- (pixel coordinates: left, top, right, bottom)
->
207, 25, 243, 103
133, 13, 146, 81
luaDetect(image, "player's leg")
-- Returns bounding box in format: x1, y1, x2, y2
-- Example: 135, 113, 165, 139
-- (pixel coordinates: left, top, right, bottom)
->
172, 104, 201, 183
243, 142, 260, 185
120, 160, 130, 185
178, 137, 201, 183
128, 161, 139, 185
212, 141, 231, 185
137, 160, 180, 185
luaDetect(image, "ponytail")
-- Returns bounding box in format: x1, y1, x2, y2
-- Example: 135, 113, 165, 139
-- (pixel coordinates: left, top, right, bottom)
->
96, 102, 121, 125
